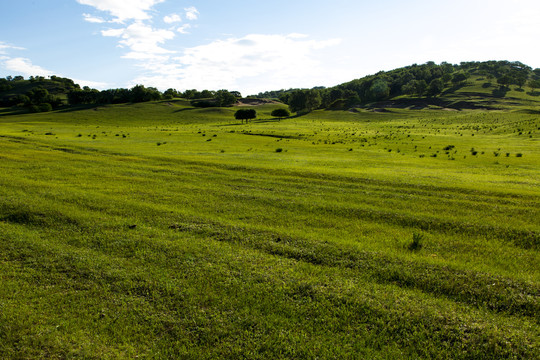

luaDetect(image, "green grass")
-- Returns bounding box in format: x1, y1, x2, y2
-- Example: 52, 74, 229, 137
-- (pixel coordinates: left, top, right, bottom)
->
0, 96, 539, 359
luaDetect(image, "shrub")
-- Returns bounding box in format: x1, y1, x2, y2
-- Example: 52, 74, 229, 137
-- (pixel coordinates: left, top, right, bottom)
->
275, 148, 283, 153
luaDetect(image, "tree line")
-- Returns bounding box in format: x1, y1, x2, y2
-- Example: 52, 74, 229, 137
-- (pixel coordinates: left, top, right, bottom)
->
0, 76, 242, 112
67, 86, 241, 107
2, 60, 539, 113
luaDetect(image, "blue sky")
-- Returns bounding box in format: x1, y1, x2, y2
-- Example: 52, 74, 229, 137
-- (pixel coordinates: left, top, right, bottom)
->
1, 0, 539, 95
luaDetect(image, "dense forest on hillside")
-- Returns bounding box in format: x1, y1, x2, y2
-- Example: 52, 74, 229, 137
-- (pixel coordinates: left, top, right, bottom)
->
1, 60, 539, 113
278, 61, 540, 112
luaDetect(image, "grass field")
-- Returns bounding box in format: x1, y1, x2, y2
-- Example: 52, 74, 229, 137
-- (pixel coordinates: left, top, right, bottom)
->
0, 86, 539, 358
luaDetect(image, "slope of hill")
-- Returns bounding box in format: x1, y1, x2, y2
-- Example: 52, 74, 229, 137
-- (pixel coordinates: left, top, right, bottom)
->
268, 60, 540, 112
0, 75, 79, 106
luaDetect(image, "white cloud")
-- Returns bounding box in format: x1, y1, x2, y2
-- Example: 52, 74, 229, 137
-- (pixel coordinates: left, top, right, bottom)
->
287, 33, 309, 39
0, 42, 25, 55
127, 34, 343, 94
0, 56, 109, 89
184, 6, 199, 20
164, 14, 182, 24
101, 28, 124, 37
1, 57, 53, 77
71, 78, 109, 89
76, 0, 165, 22
101, 22, 176, 56
83, 13, 106, 23
177, 24, 191, 34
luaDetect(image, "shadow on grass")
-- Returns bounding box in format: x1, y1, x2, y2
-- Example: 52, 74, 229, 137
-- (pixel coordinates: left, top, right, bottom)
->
216, 118, 287, 127
492, 87, 509, 98
0, 107, 28, 116
517, 109, 540, 114
173, 107, 198, 113
55, 104, 107, 113
441, 83, 467, 96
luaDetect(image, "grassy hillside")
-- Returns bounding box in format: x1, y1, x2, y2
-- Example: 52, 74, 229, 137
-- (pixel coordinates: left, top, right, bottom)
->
0, 85, 539, 358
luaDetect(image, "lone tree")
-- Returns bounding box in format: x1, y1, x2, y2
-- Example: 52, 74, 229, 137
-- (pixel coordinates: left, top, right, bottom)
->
271, 108, 290, 121
234, 108, 256, 123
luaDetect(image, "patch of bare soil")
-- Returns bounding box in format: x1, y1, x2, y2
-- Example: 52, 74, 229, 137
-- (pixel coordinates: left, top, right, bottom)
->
236, 98, 280, 106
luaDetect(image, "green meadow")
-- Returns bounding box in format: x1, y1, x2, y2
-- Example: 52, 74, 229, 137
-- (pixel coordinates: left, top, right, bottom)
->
1, 83, 539, 358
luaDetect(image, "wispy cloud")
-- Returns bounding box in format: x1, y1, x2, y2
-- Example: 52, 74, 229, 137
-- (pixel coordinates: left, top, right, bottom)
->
184, 6, 199, 20
0, 42, 25, 55
163, 14, 182, 24
177, 24, 192, 34
83, 13, 106, 23
76, 0, 165, 22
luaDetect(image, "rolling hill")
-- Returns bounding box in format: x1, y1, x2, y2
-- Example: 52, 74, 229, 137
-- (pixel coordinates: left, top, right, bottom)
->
0, 61, 539, 359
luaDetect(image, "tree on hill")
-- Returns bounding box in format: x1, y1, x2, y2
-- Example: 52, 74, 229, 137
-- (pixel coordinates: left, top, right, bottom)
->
200, 90, 214, 98
163, 88, 179, 99
234, 109, 256, 123
214, 90, 238, 107
130, 84, 162, 103
515, 74, 527, 88
0, 78, 13, 92
27, 87, 49, 104
287, 89, 322, 113
427, 78, 444, 96
451, 72, 469, 86
401, 81, 416, 95
528, 79, 540, 93
367, 79, 389, 101
271, 108, 290, 121
287, 90, 307, 113
497, 75, 513, 88
305, 89, 322, 111
402, 80, 427, 96
328, 89, 344, 103
415, 80, 428, 96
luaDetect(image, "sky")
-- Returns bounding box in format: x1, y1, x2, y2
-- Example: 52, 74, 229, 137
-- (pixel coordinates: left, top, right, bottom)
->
1, 0, 539, 95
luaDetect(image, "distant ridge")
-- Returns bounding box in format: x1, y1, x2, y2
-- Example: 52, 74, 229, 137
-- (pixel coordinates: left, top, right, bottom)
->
1, 60, 539, 113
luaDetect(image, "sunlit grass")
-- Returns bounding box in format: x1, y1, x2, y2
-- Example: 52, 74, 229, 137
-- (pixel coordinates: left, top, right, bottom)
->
0, 99, 539, 358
